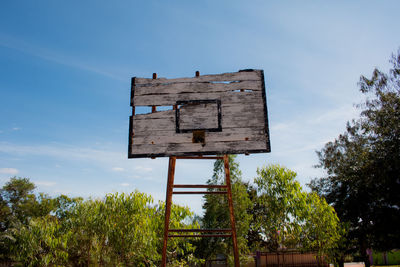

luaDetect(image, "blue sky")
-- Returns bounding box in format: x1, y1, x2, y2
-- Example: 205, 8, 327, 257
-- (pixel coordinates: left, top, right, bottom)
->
1, 1, 399, 214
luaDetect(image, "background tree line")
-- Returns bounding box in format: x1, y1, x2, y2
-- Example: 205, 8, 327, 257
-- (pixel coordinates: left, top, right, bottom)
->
0, 177, 201, 266
0, 160, 341, 266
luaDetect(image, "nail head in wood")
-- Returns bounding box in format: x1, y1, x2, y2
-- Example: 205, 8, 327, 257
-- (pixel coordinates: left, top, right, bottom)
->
195, 71, 200, 77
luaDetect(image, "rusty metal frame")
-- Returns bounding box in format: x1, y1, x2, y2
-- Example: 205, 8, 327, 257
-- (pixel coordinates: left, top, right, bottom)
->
161, 155, 239, 267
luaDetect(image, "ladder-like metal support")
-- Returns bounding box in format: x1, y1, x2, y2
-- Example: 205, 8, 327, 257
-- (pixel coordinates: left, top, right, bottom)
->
161, 155, 240, 267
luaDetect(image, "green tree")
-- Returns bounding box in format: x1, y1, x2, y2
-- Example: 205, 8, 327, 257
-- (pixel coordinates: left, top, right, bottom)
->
1, 177, 36, 225
0, 177, 66, 262
0, 177, 38, 260
11, 215, 69, 266
1, 176, 201, 266
254, 165, 341, 265
310, 49, 400, 266
156, 202, 202, 267
254, 165, 305, 251
246, 182, 267, 251
197, 155, 252, 265
64, 192, 200, 266
301, 192, 342, 266
103, 192, 158, 265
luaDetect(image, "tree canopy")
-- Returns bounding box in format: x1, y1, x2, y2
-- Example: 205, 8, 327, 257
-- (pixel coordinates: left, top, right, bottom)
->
1, 177, 200, 266
1, 160, 346, 265
310, 49, 400, 265
196, 155, 252, 265
254, 165, 341, 264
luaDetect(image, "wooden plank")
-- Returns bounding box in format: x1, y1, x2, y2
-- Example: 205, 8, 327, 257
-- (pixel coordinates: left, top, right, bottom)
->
133, 117, 175, 131
134, 80, 262, 96
135, 70, 261, 85
221, 103, 264, 113
134, 127, 266, 136
130, 140, 267, 155
179, 117, 219, 130
133, 104, 264, 121
179, 102, 218, 114
132, 114, 265, 132
131, 127, 268, 145
132, 131, 267, 145
222, 115, 265, 126
133, 90, 262, 106
132, 103, 264, 121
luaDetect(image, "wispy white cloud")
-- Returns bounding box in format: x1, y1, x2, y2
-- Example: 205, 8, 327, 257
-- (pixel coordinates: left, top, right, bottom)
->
0, 141, 165, 182
134, 166, 153, 172
0, 142, 123, 163
120, 183, 130, 187
307, 105, 359, 125
0, 168, 19, 175
0, 33, 126, 82
12, 127, 21, 131
130, 175, 157, 181
35, 181, 56, 187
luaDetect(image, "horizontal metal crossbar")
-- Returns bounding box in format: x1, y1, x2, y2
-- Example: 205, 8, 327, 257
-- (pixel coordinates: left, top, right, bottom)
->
169, 229, 232, 233
172, 191, 227, 195
176, 156, 223, 160
168, 234, 232, 238
173, 184, 227, 189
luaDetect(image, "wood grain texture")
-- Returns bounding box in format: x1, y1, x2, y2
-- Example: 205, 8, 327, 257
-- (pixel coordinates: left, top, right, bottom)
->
133, 90, 262, 106
135, 70, 260, 85
132, 130, 266, 145
134, 80, 262, 96
179, 102, 219, 130
132, 115, 264, 131
128, 69, 270, 158
131, 140, 267, 155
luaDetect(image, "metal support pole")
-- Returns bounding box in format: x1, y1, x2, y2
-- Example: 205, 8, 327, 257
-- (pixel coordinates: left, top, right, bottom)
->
223, 155, 240, 267
161, 156, 176, 267
161, 155, 239, 266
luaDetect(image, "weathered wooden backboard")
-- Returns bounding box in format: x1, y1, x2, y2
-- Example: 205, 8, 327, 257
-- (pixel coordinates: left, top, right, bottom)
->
128, 69, 271, 158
